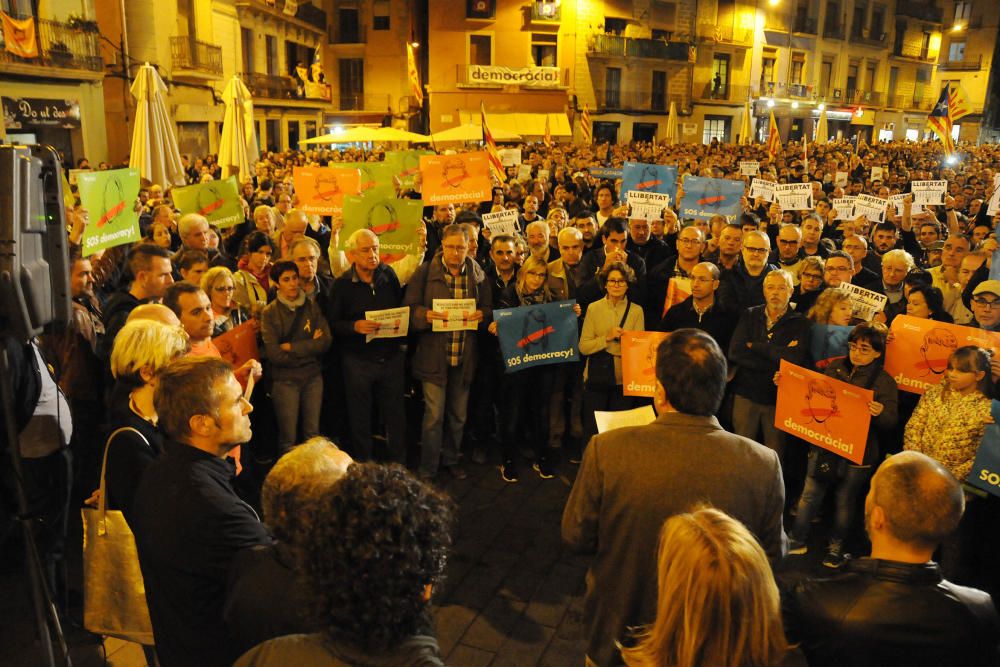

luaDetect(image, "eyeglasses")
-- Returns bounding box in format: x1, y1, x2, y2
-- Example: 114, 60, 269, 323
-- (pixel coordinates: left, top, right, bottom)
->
677, 238, 703, 245
442, 244, 467, 252
743, 246, 769, 255
825, 265, 851, 273
973, 296, 1000, 309
213, 286, 236, 292
691, 276, 716, 284
848, 343, 876, 354
777, 239, 800, 245
606, 279, 628, 286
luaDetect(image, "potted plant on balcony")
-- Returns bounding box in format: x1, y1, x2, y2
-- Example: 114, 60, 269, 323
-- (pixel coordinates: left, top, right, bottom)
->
67, 15, 100, 33
48, 41, 74, 65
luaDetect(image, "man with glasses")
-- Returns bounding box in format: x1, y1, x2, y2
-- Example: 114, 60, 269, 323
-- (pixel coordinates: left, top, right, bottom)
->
642, 225, 705, 322
770, 224, 805, 285
822, 251, 855, 289
719, 230, 777, 313
794, 256, 826, 314
970, 281, 1000, 333
842, 234, 881, 291
659, 262, 737, 351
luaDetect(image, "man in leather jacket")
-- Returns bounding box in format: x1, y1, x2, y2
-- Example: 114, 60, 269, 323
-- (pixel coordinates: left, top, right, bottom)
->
782, 451, 1000, 667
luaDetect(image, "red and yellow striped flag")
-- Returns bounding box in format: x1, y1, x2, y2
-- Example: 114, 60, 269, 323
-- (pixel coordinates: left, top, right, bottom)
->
580, 104, 592, 144
481, 101, 505, 183
949, 83, 972, 122
766, 110, 781, 160
406, 43, 422, 108
543, 114, 552, 147
926, 85, 955, 154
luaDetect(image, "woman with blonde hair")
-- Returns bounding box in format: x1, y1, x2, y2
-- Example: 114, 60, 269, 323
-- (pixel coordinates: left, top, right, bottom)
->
621, 506, 790, 667
202, 265, 252, 336
807, 286, 854, 368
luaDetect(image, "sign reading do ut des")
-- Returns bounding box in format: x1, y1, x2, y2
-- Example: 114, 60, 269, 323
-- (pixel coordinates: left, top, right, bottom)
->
2, 97, 81, 129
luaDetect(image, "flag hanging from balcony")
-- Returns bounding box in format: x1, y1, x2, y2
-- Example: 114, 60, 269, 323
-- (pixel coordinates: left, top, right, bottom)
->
481, 102, 505, 184
948, 83, 972, 123
544, 114, 552, 148
580, 104, 592, 144
926, 85, 955, 154
766, 111, 781, 160
407, 43, 423, 108
1, 12, 38, 59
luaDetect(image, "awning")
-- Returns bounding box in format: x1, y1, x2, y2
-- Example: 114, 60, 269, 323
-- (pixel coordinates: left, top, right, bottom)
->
850, 111, 875, 126
458, 111, 572, 137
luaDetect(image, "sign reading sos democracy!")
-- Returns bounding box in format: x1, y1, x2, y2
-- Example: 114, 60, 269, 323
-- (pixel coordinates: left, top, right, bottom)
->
494, 301, 579, 373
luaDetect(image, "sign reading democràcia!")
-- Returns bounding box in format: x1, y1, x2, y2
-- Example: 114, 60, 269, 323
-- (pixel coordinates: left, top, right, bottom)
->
293, 166, 361, 217
77, 168, 141, 256
621, 162, 678, 203
774, 360, 873, 465
679, 176, 745, 222
340, 192, 424, 264
213, 320, 260, 369
494, 300, 580, 373
172, 177, 244, 228
885, 315, 1000, 394
466, 65, 562, 88
621, 331, 669, 397
420, 152, 492, 204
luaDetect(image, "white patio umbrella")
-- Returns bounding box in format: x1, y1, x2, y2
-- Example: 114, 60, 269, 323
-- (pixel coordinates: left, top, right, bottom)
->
815, 108, 829, 145
738, 100, 753, 145
129, 63, 186, 188
664, 101, 679, 145
219, 76, 260, 185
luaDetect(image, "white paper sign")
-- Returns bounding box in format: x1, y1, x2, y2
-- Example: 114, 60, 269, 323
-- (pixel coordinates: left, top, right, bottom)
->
841, 283, 888, 321
594, 405, 657, 434
988, 175, 1000, 216
833, 196, 856, 221
853, 193, 888, 223
871, 166, 884, 181
364, 306, 410, 343
537, 169, 550, 181
517, 164, 532, 181
775, 183, 814, 211
482, 208, 520, 236
498, 148, 522, 167
631, 204, 664, 222
910, 180, 947, 206
835, 171, 849, 188
749, 178, 776, 202
626, 190, 671, 208
889, 193, 924, 217
740, 161, 760, 176
431, 298, 479, 332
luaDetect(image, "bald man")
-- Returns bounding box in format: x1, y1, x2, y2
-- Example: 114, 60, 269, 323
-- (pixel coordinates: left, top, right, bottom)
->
127, 303, 182, 328
272, 208, 309, 260
784, 452, 1000, 666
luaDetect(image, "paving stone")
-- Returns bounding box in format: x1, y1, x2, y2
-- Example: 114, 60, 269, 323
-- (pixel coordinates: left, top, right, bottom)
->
459, 596, 527, 652
446, 643, 496, 667
491, 618, 556, 667
433, 604, 478, 657
539, 635, 588, 667
448, 559, 517, 611
497, 566, 547, 602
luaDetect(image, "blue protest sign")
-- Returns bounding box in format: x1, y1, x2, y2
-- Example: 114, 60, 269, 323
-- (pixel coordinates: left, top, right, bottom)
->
968, 409, 1000, 498
621, 162, 678, 203
494, 300, 580, 373
679, 176, 746, 222
810, 324, 852, 368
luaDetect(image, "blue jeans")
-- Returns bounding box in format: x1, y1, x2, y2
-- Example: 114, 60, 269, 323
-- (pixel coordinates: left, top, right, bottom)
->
342, 352, 407, 463
420, 365, 471, 475
271, 374, 323, 452
791, 448, 872, 543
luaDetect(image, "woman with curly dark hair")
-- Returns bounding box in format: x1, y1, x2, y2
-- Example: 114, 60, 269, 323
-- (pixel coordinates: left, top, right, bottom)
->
235, 463, 454, 666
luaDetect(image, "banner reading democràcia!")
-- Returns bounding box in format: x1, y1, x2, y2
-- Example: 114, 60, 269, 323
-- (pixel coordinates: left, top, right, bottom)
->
494, 300, 579, 373
621, 330, 669, 397
621, 162, 678, 203
213, 320, 259, 369
385, 150, 432, 191
77, 168, 141, 256
172, 177, 244, 228
678, 176, 745, 222
774, 360, 873, 465
292, 166, 361, 217
420, 152, 492, 204
885, 315, 1000, 394
340, 192, 424, 264
968, 402, 1000, 498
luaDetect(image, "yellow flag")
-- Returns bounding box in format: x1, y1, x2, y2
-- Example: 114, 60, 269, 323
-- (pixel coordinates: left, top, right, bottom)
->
1, 12, 38, 59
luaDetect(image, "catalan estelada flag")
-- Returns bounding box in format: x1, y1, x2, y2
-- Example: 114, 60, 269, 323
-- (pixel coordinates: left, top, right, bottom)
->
580, 104, 592, 144
1, 12, 38, 59
766, 111, 781, 160
543, 114, 552, 148
481, 101, 505, 183
926, 85, 955, 154
407, 43, 422, 108
948, 83, 972, 122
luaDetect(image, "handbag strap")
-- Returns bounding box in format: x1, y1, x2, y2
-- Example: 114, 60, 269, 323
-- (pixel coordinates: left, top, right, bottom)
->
98, 427, 150, 519
618, 299, 631, 328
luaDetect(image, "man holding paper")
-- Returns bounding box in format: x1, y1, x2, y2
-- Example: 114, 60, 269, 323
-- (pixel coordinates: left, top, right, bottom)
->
328, 229, 408, 463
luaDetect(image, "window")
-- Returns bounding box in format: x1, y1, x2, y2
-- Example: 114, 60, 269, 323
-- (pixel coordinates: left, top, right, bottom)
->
651, 70, 667, 111
338, 58, 364, 110
791, 53, 805, 84
871, 5, 885, 38
338, 8, 361, 43
825, 1, 840, 30
865, 62, 876, 89
241, 27, 254, 73
761, 53, 776, 93
633, 122, 657, 142
373, 0, 389, 30
287, 122, 299, 150
851, 3, 866, 36
286, 41, 312, 77
712, 53, 730, 98
530, 33, 557, 67
888, 66, 898, 93
265, 35, 278, 75
265, 119, 280, 152
469, 34, 492, 65
593, 121, 620, 144
847, 62, 859, 92
948, 40, 966, 62
820, 59, 833, 95
703, 116, 729, 144
651, 29, 673, 41
954, 1, 971, 22
466, 0, 495, 19
604, 17, 628, 35
605, 67, 622, 109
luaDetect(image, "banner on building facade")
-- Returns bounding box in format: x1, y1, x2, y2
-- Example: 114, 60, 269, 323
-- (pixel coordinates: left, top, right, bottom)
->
466, 65, 562, 88
1, 97, 80, 129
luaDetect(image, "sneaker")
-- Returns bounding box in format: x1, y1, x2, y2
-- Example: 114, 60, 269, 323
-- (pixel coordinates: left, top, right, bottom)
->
533, 461, 555, 479
787, 539, 808, 556
500, 462, 519, 483
822, 540, 847, 569
445, 464, 468, 481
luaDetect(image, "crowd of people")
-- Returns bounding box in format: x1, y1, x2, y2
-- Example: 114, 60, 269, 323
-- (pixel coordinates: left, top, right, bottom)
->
4, 133, 1000, 666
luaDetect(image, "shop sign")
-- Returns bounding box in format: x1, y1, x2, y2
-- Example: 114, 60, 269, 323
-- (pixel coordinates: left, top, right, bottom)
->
2, 97, 81, 129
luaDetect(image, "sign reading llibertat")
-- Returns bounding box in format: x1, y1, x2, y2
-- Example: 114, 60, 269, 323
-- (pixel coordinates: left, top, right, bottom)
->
466, 65, 562, 88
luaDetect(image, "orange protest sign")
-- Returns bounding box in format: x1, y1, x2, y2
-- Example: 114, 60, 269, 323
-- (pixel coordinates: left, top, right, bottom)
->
213, 320, 259, 370
774, 360, 873, 465
419, 152, 492, 204
662, 277, 691, 318
621, 331, 669, 397
885, 315, 1000, 394
292, 166, 361, 216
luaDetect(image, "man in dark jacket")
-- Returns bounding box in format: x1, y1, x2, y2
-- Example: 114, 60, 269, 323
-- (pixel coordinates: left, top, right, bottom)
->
132, 357, 271, 667
100, 243, 174, 361
403, 224, 493, 480
718, 230, 776, 313
783, 451, 1000, 667
576, 217, 647, 311
659, 262, 737, 351
328, 229, 408, 462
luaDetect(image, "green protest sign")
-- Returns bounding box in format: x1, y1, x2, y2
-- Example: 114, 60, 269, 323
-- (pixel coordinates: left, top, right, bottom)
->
341, 192, 423, 264
172, 177, 244, 228
77, 168, 140, 256
340, 162, 396, 200
385, 150, 432, 190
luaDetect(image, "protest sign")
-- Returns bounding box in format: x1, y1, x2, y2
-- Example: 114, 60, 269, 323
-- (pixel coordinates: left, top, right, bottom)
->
77, 168, 141, 256
341, 162, 396, 200
739, 161, 760, 176
537, 168, 550, 181
910, 180, 947, 206
590, 167, 623, 180
749, 178, 775, 203
988, 175, 1000, 216
385, 150, 431, 190
621, 331, 669, 397
420, 152, 492, 204
774, 360, 873, 465
835, 171, 849, 187
498, 148, 521, 166
595, 405, 657, 434
810, 324, 852, 368
630, 204, 664, 222
889, 193, 924, 217
679, 176, 745, 222
871, 166, 884, 181
885, 315, 1000, 394
967, 402, 1000, 497
172, 177, 244, 228
213, 320, 259, 369
340, 193, 424, 263
775, 183, 814, 211
853, 193, 888, 223
293, 166, 361, 217
516, 164, 533, 181
482, 208, 520, 236
626, 190, 671, 209
364, 306, 410, 343
494, 300, 579, 373
432, 298, 479, 331
661, 276, 691, 319
841, 282, 888, 321
833, 196, 856, 221
621, 162, 678, 203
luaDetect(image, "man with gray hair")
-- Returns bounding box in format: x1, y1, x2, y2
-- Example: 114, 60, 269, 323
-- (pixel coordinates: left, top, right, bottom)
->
718, 229, 777, 312
526, 219, 556, 262
174, 213, 227, 274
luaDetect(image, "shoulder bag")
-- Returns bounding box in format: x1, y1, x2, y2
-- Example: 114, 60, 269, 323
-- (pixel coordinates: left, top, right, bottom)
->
586, 300, 631, 391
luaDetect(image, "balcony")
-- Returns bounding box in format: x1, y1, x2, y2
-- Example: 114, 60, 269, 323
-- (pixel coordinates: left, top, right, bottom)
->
940, 56, 983, 71
839, 89, 884, 105
822, 22, 845, 39
295, 3, 327, 31
170, 36, 223, 78
329, 23, 366, 44
895, 1, 944, 23
891, 42, 933, 61
240, 72, 298, 99
235, 0, 327, 35
0, 16, 102, 77
793, 16, 818, 34
696, 83, 752, 103
594, 89, 690, 114
850, 29, 888, 48
696, 23, 752, 45
587, 34, 690, 61
886, 95, 937, 111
